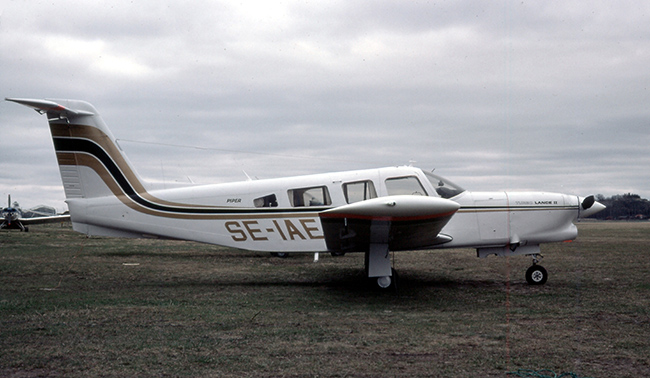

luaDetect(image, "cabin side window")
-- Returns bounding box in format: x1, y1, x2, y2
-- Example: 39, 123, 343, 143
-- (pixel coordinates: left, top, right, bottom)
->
343, 180, 377, 204
385, 176, 428, 196
288, 186, 332, 207
254, 194, 278, 208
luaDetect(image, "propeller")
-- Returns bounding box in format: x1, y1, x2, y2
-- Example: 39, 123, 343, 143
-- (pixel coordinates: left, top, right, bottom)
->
581, 195, 595, 210
579, 195, 606, 218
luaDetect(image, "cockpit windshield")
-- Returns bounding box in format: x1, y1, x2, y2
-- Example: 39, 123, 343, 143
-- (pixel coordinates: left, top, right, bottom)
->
423, 171, 465, 199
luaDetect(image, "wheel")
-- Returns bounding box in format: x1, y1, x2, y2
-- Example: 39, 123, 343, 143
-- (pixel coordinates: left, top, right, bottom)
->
376, 276, 392, 289
330, 252, 346, 257
270, 252, 288, 258
525, 265, 548, 285
375, 268, 398, 289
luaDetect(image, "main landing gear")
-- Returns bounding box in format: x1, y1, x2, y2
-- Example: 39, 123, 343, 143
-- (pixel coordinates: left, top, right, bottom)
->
374, 268, 398, 289
365, 242, 399, 290
525, 254, 548, 285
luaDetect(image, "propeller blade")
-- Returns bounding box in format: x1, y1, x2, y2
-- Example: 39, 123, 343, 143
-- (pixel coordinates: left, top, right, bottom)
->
581, 195, 595, 210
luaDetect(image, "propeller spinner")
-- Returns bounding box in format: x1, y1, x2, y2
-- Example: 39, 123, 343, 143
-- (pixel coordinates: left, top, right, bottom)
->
579, 195, 605, 218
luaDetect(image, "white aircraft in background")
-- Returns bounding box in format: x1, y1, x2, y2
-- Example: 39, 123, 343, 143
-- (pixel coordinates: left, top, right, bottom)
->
7, 98, 605, 288
1, 194, 70, 232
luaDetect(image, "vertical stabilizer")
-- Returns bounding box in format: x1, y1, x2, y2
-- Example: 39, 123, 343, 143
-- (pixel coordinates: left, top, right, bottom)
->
6, 98, 146, 200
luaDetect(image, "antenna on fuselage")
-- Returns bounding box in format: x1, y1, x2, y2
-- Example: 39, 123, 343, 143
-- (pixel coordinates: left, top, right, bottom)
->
242, 170, 258, 181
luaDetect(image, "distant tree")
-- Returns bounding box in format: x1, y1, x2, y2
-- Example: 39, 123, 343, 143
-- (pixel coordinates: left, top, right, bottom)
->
591, 193, 650, 220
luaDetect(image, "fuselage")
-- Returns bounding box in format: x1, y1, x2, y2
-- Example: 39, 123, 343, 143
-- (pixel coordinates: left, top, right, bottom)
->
1, 208, 21, 229
66, 165, 585, 253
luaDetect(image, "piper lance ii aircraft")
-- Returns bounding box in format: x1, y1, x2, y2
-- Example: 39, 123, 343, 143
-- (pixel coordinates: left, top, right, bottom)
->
7, 98, 605, 288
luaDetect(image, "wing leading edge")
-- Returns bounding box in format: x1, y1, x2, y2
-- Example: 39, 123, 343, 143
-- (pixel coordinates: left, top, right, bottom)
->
20, 214, 70, 225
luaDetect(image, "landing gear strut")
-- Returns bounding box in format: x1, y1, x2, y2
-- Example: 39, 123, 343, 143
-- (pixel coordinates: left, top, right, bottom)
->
525, 254, 547, 285
365, 236, 397, 290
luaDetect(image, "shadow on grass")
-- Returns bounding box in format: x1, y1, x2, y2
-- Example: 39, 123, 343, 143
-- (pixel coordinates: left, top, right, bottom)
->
133, 266, 520, 304
96, 250, 256, 259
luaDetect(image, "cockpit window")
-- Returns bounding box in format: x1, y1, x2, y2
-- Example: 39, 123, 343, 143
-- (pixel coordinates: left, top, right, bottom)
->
385, 176, 428, 196
424, 171, 465, 199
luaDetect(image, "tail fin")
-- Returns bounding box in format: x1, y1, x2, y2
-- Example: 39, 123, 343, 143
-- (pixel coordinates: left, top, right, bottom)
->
6, 98, 147, 200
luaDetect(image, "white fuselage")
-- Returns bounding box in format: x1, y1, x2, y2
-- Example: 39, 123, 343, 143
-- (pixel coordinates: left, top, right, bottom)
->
66, 165, 582, 254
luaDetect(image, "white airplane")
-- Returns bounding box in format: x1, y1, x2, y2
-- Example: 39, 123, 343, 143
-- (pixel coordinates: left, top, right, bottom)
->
1, 194, 70, 232
6, 98, 605, 288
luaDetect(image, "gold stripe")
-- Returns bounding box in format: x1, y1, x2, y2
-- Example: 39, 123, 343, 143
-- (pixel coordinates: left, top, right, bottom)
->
51, 123, 217, 210
457, 207, 576, 214
56, 151, 317, 221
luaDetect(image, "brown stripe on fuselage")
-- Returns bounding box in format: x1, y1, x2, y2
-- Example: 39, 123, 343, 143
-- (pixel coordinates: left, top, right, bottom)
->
55, 152, 317, 221
56, 151, 78, 166
50, 123, 217, 210
51, 122, 148, 194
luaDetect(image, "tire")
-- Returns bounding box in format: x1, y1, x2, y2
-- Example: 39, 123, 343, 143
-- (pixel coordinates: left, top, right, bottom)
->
525, 265, 548, 285
375, 268, 399, 290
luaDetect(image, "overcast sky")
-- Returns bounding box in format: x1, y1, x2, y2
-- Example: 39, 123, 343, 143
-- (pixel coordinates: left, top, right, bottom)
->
1, 0, 649, 212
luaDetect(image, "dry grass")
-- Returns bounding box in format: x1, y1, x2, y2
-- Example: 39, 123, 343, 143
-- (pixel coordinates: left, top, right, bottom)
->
1, 221, 649, 377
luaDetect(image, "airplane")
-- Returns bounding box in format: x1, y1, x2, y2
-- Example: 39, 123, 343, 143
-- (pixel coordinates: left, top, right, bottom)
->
1, 194, 70, 232
6, 97, 605, 288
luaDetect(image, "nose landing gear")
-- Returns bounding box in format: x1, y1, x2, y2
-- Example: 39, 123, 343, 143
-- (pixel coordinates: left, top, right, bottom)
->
525, 254, 547, 285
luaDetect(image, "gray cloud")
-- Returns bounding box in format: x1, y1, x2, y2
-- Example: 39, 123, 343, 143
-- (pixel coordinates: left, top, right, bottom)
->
1, 0, 649, 211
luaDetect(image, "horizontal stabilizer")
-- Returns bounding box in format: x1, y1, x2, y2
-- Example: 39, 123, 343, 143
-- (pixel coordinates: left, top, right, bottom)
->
5, 98, 94, 116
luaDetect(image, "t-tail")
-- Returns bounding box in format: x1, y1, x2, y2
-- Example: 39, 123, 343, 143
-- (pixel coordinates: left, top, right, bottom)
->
6, 98, 153, 234
6, 98, 164, 237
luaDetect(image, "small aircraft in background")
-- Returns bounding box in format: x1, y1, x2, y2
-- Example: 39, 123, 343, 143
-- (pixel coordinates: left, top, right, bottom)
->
1, 195, 70, 232
7, 98, 605, 288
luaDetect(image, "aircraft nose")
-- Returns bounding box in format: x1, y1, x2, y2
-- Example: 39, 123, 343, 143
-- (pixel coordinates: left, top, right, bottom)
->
579, 195, 606, 218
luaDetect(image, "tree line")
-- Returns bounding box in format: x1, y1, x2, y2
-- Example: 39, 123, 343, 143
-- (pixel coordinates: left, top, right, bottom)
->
590, 193, 650, 220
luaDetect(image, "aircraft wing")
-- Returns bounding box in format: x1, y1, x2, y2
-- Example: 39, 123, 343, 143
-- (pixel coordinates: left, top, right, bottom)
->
19, 214, 70, 225
319, 195, 459, 252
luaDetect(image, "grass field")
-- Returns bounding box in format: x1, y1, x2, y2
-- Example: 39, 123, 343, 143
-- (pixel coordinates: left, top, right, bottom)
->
1, 221, 649, 377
